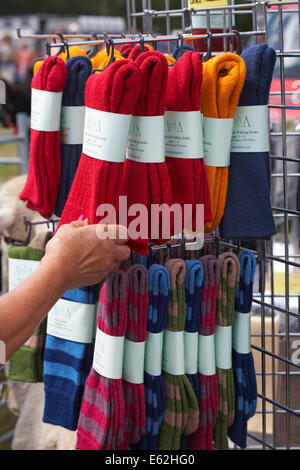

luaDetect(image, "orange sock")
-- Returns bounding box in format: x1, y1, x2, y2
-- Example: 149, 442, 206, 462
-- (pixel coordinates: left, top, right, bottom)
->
91, 48, 125, 70
201, 53, 246, 233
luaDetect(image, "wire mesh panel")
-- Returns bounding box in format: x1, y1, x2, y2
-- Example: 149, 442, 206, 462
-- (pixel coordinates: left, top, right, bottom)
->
127, 0, 300, 450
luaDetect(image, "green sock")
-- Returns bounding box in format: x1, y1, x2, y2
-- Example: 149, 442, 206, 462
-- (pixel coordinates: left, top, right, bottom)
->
214, 253, 240, 450
7, 232, 52, 383
158, 259, 199, 450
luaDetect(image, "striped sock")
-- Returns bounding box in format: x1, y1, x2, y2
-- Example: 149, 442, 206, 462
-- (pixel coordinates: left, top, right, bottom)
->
158, 259, 199, 450
8, 232, 52, 383
76, 270, 129, 450
214, 253, 240, 450
132, 263, 170, 450
188, 254, 219, 450
118, 264, 148, 449
43, 285, 98, 430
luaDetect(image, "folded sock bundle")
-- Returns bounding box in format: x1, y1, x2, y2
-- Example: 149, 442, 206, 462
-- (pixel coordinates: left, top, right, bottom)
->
133, 263, 170, 450
188, 254, 219, 450
20, 56, 67, 219
128, 44, 153, 61
122, 50, 173, 255
43, 284, 98, 431
200, 53, 246, 233
158, 258, 199, 450
54, 55, 92, 217
118, 264, 148, 449
214, 252, 240, 449
8, 232, 52, 383
165, 51, 211, 231
221, 44, 276, 239
180, 260, 204, 450
57, 59, 142, 227
76, 270, 129, 450
228, 250, 257, 448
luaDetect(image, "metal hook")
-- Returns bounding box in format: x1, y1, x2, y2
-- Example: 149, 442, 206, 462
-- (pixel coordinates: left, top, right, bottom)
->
92, 37, 116, 73
62, 39, 70, 60
232, 29, 243, 55
138, 32, 145, 52
88, 32, 99, 58
202, 31, 213, 62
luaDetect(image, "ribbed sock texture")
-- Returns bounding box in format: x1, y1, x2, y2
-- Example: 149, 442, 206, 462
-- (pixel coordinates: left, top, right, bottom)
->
122, 50, 174, 255
221, 43, 276, 239
58, 59, 142, 227
20, 56, 67, 219
213, 252, 240, 449
8, 232, 52, 382
165, 51, 212, 229
54, 55, 92, 217
200, 53, 246, 233
76, 270, 129, 450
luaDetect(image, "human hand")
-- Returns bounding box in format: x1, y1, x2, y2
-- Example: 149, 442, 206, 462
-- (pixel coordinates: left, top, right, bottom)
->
41, 219, 130, 290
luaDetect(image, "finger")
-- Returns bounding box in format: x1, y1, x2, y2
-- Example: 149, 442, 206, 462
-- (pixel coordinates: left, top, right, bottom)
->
112, 244, 131, 262
70, 219, 89, 229
95, 224, 128, 244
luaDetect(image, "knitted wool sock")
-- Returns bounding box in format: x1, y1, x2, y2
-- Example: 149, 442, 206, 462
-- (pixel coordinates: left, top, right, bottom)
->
122, 50, 173, 255
7, 232, 52, 382
57, 59, 142, 228
54, 55, 92, 217
171, 44, 196, 60
118, 264, 148, 449
158, 259, 199, 450
228, 250, 257, 448
166, 51, 212, 229
214, 252, 240, 450
181, 260, 204, 449
128, 44, 153, 61
200, 53, 246, 233
91, 48, 125, 70
76, 270, 129, 450
42, 283, 98, 431
188, 254, 219, 450
20, 56, 67, 219
132, 263, 170, 450
33, 46, 88, 76
221, 44, 276, 239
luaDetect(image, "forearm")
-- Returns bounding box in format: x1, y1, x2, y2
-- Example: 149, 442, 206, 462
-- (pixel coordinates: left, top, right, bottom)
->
0, 258, 67, 361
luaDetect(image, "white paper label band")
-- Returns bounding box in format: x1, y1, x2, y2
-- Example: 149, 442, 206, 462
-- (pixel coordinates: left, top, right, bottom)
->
61, 106, 85, 145
231, 105, 270, 153
184, 332, 198, 374
122, 339, 145, 384
47, 299, 96, 344
162, 330, 185, 375
8, 258, 40, 291
215, 326, 232, 370
93, 328, 124, 379
198, 334, 216, 376
165, 111, 203, 159
83, 107, 132, 162
203, 117, 234, 167
126, 115, 165, 163
144, 331, 163, 376
233, 312, 251, 354
31, 89, 63, 132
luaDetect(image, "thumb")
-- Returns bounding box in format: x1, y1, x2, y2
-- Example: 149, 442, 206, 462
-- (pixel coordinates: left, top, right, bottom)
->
70, 218, 89, 229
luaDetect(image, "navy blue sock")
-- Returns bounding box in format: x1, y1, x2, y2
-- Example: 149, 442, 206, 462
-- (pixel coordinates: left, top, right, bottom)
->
221, 43, 276, 239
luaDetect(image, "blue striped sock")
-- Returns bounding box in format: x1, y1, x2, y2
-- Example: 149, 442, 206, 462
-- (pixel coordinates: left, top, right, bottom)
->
132, 264, 170, 450
43, 285, 97, 430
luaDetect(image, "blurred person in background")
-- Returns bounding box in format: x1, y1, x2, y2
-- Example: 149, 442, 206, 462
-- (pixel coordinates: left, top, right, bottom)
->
15, 42, 34, 83
0, 30, 17, 83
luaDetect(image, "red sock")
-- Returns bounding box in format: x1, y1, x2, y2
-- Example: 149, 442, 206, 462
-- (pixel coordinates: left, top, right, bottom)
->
122, 50, 174, 255
76, 271, 129, 450
57, 60, 142, 227
128, 44, 152, 61
165, 51, 211, 229
20, 56, 67, 219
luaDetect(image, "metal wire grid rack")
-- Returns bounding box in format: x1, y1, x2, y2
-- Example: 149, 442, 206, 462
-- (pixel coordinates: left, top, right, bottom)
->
126, 0, 300, 450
